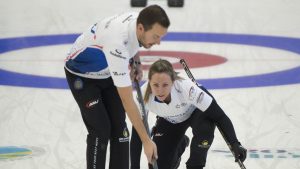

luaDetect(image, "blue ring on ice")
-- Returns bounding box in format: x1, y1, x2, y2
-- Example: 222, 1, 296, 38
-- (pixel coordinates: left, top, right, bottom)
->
0, 32, 300, 89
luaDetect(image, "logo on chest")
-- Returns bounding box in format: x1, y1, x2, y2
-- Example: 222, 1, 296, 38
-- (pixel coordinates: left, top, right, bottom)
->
175, 103, 187, 109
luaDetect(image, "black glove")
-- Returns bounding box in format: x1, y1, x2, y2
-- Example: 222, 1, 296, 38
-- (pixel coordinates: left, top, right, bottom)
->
231, 142, 247, 162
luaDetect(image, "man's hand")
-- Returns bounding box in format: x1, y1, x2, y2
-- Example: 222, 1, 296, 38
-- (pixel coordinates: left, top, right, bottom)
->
143, 138, 158, 164
130, 62, 143, 81
231, 142, 247, 162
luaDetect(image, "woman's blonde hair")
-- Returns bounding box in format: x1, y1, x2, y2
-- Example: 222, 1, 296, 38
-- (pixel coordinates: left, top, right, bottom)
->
144, 59, 182, 102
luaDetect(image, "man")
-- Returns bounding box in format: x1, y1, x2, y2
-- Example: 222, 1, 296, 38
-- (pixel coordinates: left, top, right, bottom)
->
64, 5, 170, 169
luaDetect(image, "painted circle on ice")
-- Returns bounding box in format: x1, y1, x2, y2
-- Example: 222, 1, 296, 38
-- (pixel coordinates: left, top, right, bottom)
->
139, 50, 227, 69
0, 146, 45, 161
0, 146, 32, 160
0, 32, 300, 89
211, 148, 300, 159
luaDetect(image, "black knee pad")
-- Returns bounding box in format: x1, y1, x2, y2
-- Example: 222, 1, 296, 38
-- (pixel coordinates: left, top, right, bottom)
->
87, 133, 109, 144
110, 127, 130, 169
86, 134, 109, 169
186, 137, 214, 168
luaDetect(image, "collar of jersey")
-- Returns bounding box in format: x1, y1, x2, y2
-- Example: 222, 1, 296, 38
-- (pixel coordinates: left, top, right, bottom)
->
154, 96, 164, 103
128, 19, 139, 49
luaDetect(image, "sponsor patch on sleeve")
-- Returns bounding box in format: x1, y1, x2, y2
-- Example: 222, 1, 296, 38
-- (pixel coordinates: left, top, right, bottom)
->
188, 86, 197, 101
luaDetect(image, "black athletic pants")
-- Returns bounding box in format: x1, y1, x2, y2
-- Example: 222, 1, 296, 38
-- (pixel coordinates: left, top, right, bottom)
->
130, 111, 216, 169
65, 68, 130, 169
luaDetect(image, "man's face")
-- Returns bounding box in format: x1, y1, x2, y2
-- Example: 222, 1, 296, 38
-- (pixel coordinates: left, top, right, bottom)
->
137, 23, 168, 49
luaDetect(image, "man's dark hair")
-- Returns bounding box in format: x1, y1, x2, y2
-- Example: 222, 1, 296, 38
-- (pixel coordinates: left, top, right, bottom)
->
137, 5, 170, 31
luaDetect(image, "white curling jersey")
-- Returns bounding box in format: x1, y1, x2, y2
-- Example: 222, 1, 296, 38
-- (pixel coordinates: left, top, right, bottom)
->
139, 79, 213, 124
64, 12, 140, 87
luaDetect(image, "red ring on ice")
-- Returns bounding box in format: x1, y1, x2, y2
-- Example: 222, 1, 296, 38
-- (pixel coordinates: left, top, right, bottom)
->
139, 50, 227, 69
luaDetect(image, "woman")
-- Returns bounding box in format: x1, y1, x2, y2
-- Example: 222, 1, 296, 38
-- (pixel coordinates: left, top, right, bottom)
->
130, 59, 247, 169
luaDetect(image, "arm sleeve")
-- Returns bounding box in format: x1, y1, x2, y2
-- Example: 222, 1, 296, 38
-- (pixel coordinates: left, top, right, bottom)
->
204, 100, 239, 144
183, 79, 213, 111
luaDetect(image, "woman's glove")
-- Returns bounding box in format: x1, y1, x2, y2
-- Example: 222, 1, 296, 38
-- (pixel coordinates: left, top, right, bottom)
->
231, 142, 247, 162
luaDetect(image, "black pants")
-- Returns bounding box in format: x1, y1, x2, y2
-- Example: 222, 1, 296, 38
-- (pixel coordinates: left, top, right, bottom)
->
65, 68, 129, 169
130, 110, 215, 169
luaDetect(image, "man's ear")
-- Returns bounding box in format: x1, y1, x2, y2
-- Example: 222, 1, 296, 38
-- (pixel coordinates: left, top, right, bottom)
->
137, 23, 144, 32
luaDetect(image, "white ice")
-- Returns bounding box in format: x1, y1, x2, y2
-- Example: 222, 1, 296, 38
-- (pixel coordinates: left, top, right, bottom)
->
1, 0, 300, 169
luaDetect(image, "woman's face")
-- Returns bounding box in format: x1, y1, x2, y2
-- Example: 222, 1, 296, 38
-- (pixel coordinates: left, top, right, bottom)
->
149, 72, 173, 102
